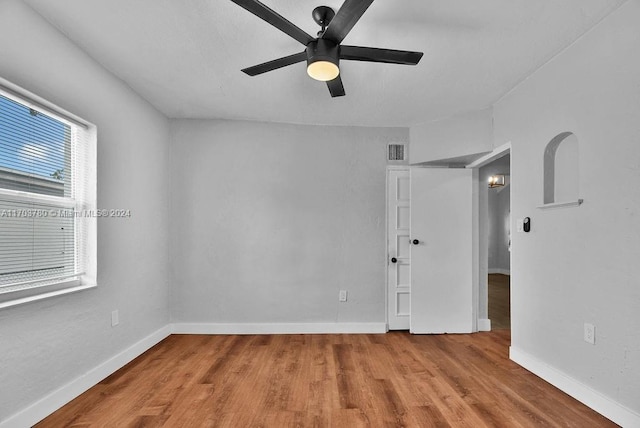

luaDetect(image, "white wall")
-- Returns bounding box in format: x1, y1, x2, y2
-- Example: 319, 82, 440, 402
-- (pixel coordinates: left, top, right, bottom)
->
489, 186, 510, 273
0, 0, 170, 422
486, 187, 511, 273
495, 0, 640, 417
170, 119, 407, 327
410, 108, 494, 164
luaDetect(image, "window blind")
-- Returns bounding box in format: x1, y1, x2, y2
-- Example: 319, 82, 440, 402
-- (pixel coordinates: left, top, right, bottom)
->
0, 92, 94, 295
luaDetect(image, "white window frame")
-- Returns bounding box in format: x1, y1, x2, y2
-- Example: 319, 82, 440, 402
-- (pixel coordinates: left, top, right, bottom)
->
0, 78, 97, 309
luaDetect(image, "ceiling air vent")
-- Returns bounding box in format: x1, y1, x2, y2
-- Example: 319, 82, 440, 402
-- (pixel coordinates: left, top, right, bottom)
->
388, 144, 405, 161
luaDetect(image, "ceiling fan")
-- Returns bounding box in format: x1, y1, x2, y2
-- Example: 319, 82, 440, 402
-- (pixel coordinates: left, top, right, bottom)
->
230, 0, 424, 97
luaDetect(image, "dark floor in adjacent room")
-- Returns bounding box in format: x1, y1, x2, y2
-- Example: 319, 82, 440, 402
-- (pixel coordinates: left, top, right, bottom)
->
489, 273, 511, 330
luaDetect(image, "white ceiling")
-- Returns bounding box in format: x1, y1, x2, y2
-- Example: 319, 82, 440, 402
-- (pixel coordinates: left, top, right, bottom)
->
24, 0, 625, 127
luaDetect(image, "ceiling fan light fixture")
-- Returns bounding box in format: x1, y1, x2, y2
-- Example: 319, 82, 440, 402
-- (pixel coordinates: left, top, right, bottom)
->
307, 60, 339, 81
306, 39, 340, 82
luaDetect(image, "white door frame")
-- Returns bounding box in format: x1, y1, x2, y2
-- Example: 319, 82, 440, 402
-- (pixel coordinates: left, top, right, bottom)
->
466, 142, 512, 169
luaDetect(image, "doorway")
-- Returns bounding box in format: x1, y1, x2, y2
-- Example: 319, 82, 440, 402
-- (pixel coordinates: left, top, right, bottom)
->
479, 154, 511, 330
386, 146, 512, 334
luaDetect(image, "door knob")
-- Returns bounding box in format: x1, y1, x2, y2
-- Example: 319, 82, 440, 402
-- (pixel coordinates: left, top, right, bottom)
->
412, 239, 419, 245
391, 257, 397, 263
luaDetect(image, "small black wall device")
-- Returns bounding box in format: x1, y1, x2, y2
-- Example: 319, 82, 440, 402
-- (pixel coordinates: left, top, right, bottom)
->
523, 217, 531, 233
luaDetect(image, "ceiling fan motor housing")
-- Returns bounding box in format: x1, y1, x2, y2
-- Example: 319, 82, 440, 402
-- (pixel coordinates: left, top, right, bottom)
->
307, 39, 339, 66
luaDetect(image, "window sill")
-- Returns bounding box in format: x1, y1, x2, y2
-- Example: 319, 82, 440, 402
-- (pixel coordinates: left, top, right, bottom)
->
0, 282, 96, 310
537, 199, 583, 210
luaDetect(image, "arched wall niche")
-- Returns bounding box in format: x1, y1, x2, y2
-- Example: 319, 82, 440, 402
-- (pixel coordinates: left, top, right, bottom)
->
543, 132, 579, 205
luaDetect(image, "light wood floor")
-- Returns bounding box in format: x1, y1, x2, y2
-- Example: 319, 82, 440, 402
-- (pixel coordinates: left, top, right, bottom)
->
37, 331, 616, 427
489, 274, 511, 330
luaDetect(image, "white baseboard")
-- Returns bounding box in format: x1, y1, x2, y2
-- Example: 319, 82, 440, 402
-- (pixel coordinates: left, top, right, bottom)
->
478, 318, 491, 331
488, 268, 510, 275
510, 346, 640, 428
0, 325, 172, 428
171, 322, 387, 335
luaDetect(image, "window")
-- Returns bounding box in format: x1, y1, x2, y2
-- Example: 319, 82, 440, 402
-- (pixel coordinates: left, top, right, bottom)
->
0, 82, 96, 308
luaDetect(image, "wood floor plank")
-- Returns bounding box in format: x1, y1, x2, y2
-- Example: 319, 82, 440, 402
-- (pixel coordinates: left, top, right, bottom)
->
489, 274, 511, 329
35, 331, 618, 427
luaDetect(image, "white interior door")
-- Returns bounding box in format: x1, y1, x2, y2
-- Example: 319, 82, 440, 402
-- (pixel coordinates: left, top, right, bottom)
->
410, 167, 475, 334
387, 168, 411, 330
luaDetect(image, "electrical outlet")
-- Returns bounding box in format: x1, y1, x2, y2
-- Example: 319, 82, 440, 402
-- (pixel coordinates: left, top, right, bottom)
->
111, 310, 119, 327
584, 323, 595, 344
339, 290, 348, 302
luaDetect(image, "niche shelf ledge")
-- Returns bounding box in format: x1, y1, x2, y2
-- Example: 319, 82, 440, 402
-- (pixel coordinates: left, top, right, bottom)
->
537, 199, 583, 210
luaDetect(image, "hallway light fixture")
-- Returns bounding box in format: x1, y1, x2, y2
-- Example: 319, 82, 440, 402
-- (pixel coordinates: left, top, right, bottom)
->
488, 174, 506, 188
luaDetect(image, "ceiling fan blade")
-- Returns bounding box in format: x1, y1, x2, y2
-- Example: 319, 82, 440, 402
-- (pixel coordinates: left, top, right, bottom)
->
326, 75, 346, 97
242, 51, 307, 76
231, 0, 314, 46
340, 45, 423, 65
322, 0, 374, 45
